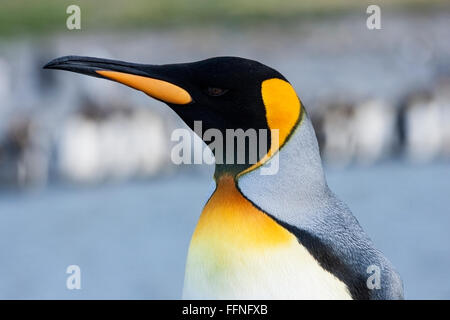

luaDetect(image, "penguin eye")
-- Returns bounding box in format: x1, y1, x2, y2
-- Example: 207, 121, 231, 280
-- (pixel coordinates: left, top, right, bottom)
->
206, 87, 228, 97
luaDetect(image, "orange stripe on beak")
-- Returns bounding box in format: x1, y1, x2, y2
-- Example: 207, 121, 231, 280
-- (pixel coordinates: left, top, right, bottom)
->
96, 70, 192, 105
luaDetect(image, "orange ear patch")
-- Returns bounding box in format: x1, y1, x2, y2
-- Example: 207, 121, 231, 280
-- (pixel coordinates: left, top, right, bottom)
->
262, 78, 301, 147
96, 70, 192, 105
239, 78, 301, 176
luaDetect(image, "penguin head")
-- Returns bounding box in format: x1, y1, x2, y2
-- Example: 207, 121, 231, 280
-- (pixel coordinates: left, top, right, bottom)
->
44, 56, 302, 175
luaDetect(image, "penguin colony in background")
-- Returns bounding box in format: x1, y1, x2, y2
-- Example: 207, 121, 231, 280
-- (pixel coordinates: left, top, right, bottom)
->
44, 56, 403, 300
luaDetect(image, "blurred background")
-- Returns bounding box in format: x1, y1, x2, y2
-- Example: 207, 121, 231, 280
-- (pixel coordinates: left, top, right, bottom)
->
0, 0, 449, 299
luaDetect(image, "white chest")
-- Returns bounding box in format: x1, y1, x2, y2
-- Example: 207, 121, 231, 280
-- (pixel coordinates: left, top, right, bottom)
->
183, 236, 352, 300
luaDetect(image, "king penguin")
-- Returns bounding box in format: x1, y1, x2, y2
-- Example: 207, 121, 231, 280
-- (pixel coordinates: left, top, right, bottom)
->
44, 56, 403, 300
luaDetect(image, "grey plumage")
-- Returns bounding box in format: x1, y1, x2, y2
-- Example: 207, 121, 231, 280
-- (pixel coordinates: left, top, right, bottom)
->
238, 110, 404, 299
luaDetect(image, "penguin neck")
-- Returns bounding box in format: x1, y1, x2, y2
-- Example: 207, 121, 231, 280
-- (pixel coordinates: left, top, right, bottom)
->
236, 114, 329, 210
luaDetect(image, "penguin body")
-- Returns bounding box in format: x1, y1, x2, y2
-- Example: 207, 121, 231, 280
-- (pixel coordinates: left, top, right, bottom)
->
44, 56, 404, 299
183, 113, 402, 300
237, 115, 403, 299
183, 174, 352, 299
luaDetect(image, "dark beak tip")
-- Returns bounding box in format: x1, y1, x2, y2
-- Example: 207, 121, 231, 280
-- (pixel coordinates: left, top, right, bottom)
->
42, 55, 153, 80
43, 55, 80, 70
43, 59, 57, 69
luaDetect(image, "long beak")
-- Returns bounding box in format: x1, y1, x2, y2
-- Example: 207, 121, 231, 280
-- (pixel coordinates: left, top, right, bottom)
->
43, 56, 192, 105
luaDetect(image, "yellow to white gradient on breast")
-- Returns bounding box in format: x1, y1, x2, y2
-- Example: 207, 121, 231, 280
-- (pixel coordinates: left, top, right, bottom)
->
183, 175, 351, 299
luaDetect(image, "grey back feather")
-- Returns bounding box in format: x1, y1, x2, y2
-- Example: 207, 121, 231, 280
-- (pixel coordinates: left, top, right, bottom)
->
237, 113, 404, 299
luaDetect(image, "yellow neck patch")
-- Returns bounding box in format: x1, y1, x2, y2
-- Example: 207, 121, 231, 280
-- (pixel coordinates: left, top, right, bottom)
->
239, 78, 301, 176
191, 175, 293, 250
